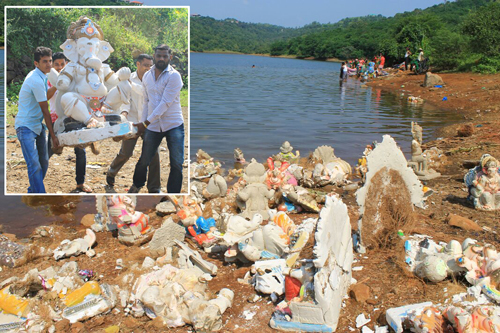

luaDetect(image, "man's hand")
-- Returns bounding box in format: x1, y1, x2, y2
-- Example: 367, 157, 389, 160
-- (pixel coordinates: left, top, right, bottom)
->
133, 122, 146, 135
52, 136, 60, 149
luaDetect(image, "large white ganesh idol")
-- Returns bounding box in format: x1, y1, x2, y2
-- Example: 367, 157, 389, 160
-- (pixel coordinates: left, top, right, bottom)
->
48, 17, 132, 132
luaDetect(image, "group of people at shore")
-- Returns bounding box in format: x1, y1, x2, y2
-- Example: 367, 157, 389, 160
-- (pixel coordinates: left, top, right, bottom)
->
14, 44, 185, 194
339, 52, 386, 80
340, 47, 426, 80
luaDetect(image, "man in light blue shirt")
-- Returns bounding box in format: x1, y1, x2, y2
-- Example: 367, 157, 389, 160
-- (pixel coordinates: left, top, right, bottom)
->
15, 46, 59, 193
130, 44, 184, 193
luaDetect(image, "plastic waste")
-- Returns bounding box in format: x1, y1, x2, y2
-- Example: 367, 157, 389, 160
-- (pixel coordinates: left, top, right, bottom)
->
0, 286, 30, 316
64, 281, 101, 307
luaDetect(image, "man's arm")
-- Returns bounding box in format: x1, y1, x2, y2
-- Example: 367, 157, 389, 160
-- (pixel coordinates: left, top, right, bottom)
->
47, 86, 57, 100
121, 100, 130, 119
133, 79, 150, 135
39, 101, 59, 148
145, 72, 183, 125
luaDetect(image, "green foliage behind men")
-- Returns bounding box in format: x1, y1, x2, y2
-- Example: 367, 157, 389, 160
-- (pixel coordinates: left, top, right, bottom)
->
6, 6, 188, 88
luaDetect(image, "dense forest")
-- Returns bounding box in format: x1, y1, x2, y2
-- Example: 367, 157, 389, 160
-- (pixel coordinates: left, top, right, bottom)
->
190, 16, 341, 54
0, 0, 135, 45
190, 0, 500, 73
5, 6, 188, 100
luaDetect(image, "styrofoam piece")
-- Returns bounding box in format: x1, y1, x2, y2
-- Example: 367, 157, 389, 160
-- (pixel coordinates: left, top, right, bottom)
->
269, 318, 333, 332
356, 313, 371, 328
57, 121, 137, 147
386, 302, 432, 333
289, 302, 325, 325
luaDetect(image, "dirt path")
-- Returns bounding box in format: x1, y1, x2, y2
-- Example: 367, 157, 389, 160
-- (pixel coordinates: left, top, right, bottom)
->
5, 107, 189, 194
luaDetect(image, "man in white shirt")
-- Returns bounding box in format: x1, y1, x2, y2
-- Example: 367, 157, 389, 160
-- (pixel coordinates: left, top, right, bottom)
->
106, 54, 161, 193
130, 45, 184, 193
418, 48, 424, 62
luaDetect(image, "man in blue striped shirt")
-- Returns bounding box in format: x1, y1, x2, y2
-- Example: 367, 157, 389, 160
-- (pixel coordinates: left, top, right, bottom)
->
15, 46, 59, 193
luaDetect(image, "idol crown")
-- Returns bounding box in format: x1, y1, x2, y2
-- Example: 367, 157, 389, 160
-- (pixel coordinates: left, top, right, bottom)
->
67, 16, 104, 40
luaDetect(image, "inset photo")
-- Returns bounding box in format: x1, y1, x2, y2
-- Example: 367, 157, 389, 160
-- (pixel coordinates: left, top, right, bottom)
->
5, 6, 189, 194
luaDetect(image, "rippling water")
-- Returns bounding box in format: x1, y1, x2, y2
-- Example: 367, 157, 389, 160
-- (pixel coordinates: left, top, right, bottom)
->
191, 53, 459, 165
1, 51, 460, 237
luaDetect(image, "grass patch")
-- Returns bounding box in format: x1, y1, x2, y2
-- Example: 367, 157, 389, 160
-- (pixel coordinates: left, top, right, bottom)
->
6, 103, 18, 126
180, 89, 188, 107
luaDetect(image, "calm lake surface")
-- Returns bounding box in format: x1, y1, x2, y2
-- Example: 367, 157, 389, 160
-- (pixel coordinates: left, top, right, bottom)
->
191, 53, 460, 166
1, 51, 460, 237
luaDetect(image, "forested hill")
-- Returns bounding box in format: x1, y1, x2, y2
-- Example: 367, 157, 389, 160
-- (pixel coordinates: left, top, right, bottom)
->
191, 0, 500, 73
190, 16, 343, 54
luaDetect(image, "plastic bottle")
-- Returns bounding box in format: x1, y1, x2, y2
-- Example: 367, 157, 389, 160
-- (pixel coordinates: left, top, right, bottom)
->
64, 281, 101, 307
0, 286, 30, 317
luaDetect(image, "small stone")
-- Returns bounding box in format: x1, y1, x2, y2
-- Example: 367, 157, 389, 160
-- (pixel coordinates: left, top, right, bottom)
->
423, 72, 444, 87
55, 319, 71, 332
366, 299, 378, 305
447, 214, 482, 231
457, 124, 474, 137
350, 283, 371, 303
80, 214, 96, 227
142, 256, 155, 269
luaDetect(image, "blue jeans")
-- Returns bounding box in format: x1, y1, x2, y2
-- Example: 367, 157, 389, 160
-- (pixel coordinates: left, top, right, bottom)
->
16, 126, 48, 193
133, 124, 184, 193
48, 124, 86, 185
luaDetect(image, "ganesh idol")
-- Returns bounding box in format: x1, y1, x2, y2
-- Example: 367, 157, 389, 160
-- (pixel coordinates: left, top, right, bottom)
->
48, 16, 134, 133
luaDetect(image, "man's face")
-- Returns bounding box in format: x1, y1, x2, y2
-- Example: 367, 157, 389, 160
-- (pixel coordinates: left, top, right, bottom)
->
53, 59, 67, 73
154, 49, 172, 70
136, 58, 153, 77
34, 55, 52, 74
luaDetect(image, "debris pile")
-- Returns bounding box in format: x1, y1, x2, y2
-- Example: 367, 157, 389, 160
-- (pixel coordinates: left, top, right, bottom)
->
2, 131, 499, 332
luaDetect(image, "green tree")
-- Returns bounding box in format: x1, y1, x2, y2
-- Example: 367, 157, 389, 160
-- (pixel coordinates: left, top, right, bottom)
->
462, 2, 500, 56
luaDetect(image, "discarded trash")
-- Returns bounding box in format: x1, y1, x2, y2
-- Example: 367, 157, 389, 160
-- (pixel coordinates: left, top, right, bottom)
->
53, 229, 96, 260
356, 313, 371, 328
386, 302, 432, 333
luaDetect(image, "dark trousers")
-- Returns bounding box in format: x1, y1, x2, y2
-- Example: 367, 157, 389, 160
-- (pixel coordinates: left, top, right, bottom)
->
132, 124, 184, 193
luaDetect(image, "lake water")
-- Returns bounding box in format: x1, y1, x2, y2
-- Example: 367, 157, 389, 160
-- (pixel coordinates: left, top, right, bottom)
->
1, 51, 460, 237
191, 53, 459, 166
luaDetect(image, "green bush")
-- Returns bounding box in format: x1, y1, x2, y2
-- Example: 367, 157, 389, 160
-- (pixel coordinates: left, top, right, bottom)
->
428, 29, 468, 71
463, 2, 500, 57
6, 7, 188, 101
7, 80, 23, 102
471, 56, 500, 74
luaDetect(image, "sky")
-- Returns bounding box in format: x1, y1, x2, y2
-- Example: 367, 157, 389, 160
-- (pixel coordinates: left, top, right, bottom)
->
142, 0, 447, 28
